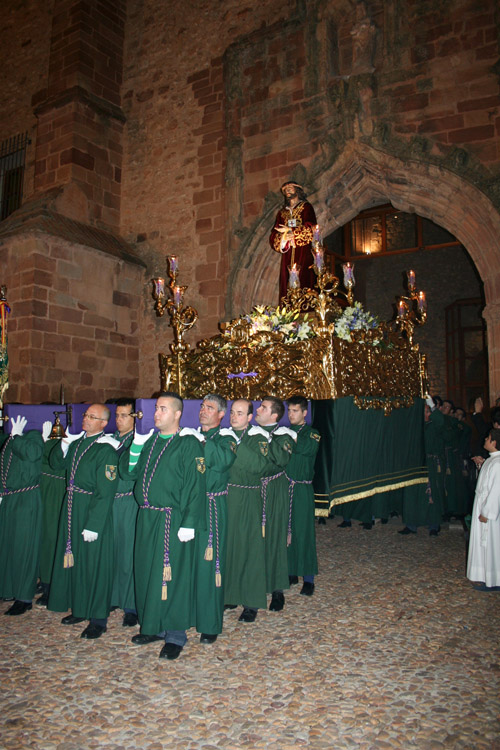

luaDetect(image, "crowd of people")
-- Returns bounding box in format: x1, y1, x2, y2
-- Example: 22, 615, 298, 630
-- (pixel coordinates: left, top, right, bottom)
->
0, 393, 320, 659
1, 390, 499, 656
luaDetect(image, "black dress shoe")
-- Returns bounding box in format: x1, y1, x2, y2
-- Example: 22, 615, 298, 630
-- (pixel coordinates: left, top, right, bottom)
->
81, 623, 107, 639
288, 575, 299, 585
159, 643, 183, 660
269, 592, 285, 611
35, 581, 44, 595
429, 529, 439, 537
122, 612, 139, 627
61, 614, 86, 625
4, 600, 32, 616
35, 594, 49, 607
337, 520, 351, 528
300, 582, 315, 596
200, 633, 218, 644
110, 605, 119, 612
380, 518, 388, 524
224, 604, 237, 610
398, 527, 416, 535
131, 633, 164, 645
361, 522, 374, 530
238, 607, 257, 622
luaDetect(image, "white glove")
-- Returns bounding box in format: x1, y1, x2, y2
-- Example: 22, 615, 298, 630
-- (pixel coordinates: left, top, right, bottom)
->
274, 426, 297, 441
248, 425, 270, 439
133, 428, 154, 446
42, 421, 53, 442
425, 396, 435, 410
180, 427, 205, 442
178, 527, 195, 542
96, 434, 120, 449
61, 430, 85, 456
10, 415, 27, 436
82, 529, 98, 542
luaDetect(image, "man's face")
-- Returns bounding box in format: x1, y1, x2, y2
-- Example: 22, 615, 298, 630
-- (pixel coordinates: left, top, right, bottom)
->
484, 434, 497, 453
199, 399, 224, 432
288, 404, 307, 426
256, 400, 278, 426
440, 401, 452, 415
82, 404, 108, 436
230, 400, 252, 431
455, 409, 465, 422
154, 397, 181, 435
115, 405, 135, 436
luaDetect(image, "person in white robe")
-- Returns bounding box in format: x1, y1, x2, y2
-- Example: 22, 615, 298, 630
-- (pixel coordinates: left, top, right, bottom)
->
466, 428, 500, 591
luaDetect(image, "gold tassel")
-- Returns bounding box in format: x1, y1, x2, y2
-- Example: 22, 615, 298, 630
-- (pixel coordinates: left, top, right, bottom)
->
446, 468, 451, 475
163, 564, 172, 582
262, 524, 266, 538
204, 546, 213, 561
161, 582, 168, 600
437, 465, 441, 473
64, 552, 74, 568
287, 531, 292, 546
215, 571, 222, 588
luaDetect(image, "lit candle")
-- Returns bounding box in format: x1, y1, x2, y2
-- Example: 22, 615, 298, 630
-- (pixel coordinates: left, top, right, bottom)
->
168, 255, 179, 274
313, 246, 324, 271
407, 269, 416, 290
342, 262, 355, 287
154, 277, 165, 297
397, 299, 406, 318
288, 263, 301, 290
313, 224, 321, 243
173, 286, 184, 307
418, 291, 427, 312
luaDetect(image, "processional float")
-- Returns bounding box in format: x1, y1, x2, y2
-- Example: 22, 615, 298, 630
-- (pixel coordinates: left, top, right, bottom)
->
152, 228, 428, 414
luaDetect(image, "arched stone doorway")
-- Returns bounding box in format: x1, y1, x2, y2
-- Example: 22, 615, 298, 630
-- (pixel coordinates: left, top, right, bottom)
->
226, 142, 500, 397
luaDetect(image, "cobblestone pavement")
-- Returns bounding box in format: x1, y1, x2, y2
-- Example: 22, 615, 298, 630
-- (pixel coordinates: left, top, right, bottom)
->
1, 517, 499, 750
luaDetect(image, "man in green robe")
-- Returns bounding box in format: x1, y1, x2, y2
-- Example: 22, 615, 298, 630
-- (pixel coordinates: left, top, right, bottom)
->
193, 394, 237, 644
255, 396, 296, 612
123, 391, 206, 660
48, 404, 118, 639
441, 400, 469, 518
37, 424, 67, 607
0, 416, 43, 615
225, 399, 274, 622
110, 398, 139, 627
286, 396, 320, 596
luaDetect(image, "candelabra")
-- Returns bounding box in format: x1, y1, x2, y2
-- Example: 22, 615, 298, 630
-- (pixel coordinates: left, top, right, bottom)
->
152, 256, 198, 396
394, 269, 427, 345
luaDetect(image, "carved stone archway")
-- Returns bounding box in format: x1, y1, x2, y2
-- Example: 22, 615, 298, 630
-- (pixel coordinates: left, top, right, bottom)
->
226, 142, 500, 397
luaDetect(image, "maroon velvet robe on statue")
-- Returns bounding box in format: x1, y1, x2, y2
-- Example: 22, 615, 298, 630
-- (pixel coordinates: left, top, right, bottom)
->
269, 200, 317, 301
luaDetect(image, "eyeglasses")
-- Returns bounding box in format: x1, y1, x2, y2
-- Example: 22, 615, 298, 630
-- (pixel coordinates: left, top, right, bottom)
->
82, 413, 106, 421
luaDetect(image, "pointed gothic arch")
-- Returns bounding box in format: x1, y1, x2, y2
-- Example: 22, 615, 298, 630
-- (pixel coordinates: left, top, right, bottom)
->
226, 142, 500, 396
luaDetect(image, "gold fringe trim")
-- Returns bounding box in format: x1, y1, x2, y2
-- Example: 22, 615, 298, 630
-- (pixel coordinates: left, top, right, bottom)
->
327, 476, 429, 508
204, 546, 213, 561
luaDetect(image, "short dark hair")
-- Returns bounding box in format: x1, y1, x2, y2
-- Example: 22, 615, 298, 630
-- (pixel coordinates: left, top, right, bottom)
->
491, 408, 500, 426
433, 395, 443, 407
158, 391, 183, 415
287, 395, 308, 411
489, 428, 500, 449
442, 399, 454, 409
115, 397, 135, 410
262, 396, 285, 422
203, 394, 227, 413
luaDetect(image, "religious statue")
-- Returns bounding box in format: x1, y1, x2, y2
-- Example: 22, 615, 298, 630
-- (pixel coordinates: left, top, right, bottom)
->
269, 181, 317, 300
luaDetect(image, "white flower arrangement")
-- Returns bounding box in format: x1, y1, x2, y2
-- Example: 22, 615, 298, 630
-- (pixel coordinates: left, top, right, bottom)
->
245, 305, 315, 343
334, 302, 379, 343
